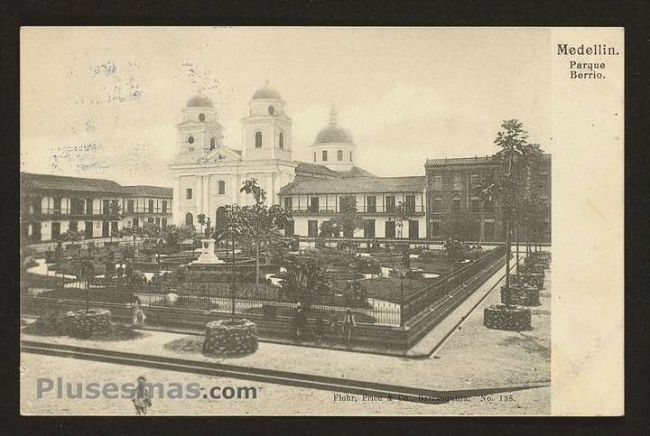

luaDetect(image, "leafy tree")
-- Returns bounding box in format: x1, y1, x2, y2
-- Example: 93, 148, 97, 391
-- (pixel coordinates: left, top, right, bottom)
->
331, 195, 364, 239
441, 210, 480, 242
478, 119, 545, 292
238, 179, 290, 288
278, 256, 331, 309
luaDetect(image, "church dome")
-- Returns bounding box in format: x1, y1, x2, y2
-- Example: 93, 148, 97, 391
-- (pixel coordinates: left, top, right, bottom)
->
252, 82, 281, 100
314, 107, 353, 144
186, 94, 213, 108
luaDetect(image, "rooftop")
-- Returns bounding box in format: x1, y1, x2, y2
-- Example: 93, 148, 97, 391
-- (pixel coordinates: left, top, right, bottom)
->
425, 153, 551, 167
21, 172, 172, 197
279, 175, 426, 195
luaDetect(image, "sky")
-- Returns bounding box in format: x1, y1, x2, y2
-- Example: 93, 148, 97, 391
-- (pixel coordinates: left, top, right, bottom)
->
21, 27, 551, 187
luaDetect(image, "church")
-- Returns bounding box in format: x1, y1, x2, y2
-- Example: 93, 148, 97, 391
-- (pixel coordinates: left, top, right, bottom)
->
169, 83, 428, 239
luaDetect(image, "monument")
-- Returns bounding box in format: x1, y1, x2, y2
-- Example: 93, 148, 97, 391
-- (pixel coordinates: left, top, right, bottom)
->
192, 239, 224, 264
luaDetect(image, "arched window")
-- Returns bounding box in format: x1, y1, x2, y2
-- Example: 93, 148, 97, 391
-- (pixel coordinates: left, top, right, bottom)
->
210, 138, 216, 150
255, 131, 262, 148
322, 150, 328, 162
218, 180, 226, 195
185, 213, 193, 226
188, 136, 194, 144
337, 150, 343, 161
349, 151, 353, 162
279, 132, 284, 149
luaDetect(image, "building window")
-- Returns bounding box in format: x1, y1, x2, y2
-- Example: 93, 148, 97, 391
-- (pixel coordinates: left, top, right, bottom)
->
188, 136, 194, 144
471, 197, 480, 213
210, 138, 216, 150
102, 199, 110, 215
322, 150, 328, 162
484, 198, 495, 212
405, 195, 416, 214
310, 197, 320, 213
385, 196, 396, 213
408, 220, 419, 239
313, 152, 316, 162
284, 197, 293, 212
255, 131, 262, 148
432, 175, 443, 190
162, 200, 167, 213
453, 173, 462, 191
431, 219, 442, 236
185, 213, 193, 226
337, 150, 343, 161
148, 199, 154, 213
349, 151, 352, 162
162, 218, 167, 228
308, 220, 318, 238
385, 221, 396, 239
186, 188, 192, 200
156, 218, 161, 226
432, 197, 442, 213
127, 200, 134, 213
69, 221, 78, 233
366, 196, 376, 213
218, 180, 226, 195
51, 222, 61, 240
279, 132, 284, 149
452, 195, 462, 212
470, 174, 480, 187
364, 220, 375, 238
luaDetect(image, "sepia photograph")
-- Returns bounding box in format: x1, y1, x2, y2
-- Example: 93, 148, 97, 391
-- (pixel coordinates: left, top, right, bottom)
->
18, 26, 623, 416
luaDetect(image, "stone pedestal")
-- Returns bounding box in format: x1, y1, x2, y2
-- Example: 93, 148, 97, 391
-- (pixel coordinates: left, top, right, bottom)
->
64, 309, 112, 338
192, 239, 224, 265
203, 319, 258, 355
484, 304, 531, 331
501, 285, 541, 306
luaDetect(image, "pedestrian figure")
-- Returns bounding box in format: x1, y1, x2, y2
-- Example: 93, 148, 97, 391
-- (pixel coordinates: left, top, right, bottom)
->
342, 309, 356, 345
293, 303, 306, 341
131, 296, 146, 328
132, 376, 152, 415
314, 317, 325, 342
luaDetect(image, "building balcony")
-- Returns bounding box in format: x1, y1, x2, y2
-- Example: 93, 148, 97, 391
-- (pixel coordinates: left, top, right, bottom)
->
287, 207, 425, 217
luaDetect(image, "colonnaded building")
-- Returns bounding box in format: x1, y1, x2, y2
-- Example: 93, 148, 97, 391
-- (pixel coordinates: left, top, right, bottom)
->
169, 83, 551, 243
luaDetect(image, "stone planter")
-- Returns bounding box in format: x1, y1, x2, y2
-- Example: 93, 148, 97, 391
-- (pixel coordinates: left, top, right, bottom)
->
501, 285, 540, 306
203, 319, 258, 356
64, 309, 112, 338
510, 275, 541, 290
484, 304, 531, 331
517, 273, 544, 289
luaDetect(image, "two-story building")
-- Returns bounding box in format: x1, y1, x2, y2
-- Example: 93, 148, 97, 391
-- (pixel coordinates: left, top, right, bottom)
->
20, 172, 173, 243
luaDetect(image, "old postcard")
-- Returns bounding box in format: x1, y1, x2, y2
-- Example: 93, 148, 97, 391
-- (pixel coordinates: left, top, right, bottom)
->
19, 27, 623, 416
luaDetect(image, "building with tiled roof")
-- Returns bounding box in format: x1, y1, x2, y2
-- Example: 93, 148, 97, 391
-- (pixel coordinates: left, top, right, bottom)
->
21, 172, 172, 242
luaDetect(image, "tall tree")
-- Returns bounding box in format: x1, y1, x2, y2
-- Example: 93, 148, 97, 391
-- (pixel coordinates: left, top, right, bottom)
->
239, 179, 290, 289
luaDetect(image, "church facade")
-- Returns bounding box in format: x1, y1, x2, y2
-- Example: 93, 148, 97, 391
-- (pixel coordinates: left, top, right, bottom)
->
168, 83, 419, 236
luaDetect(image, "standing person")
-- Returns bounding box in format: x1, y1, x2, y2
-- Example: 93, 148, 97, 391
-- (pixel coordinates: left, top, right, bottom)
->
314, 317, 325, 342
293, 303, 305, 341
342, 309, 356, 345
131, 376, 152, 415
131, 295, 146, 328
